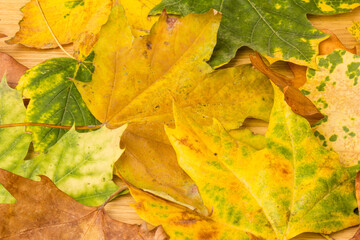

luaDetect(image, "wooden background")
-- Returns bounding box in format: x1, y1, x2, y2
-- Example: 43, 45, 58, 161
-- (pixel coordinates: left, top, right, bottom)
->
1, 1, 360, 239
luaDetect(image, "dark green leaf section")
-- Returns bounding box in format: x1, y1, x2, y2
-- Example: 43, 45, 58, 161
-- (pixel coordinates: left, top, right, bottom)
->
151, 0, 360, 67
17, 53, 99, 153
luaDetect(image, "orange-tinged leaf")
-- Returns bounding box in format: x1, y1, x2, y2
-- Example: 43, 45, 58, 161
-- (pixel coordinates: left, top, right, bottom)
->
7, 0, 112, 57
0, 169, 163, 240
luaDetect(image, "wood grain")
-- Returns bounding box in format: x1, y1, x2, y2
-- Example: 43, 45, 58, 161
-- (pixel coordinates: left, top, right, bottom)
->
1, 1, 360, 239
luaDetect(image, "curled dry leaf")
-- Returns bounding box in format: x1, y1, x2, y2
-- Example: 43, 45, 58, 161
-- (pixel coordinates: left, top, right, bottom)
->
250, 52, 323, 125
0, 169, 165, 240
0, 52, 28, 88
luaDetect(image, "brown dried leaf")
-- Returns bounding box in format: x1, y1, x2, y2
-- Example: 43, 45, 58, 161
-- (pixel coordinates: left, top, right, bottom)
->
0, 169, 165, 240
0, 52, 28, 88
250, 52, 323, 125
0, 33, 7, 38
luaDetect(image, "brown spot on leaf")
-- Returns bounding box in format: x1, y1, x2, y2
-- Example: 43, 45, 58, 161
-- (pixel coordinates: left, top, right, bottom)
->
143, 51, 148, 58
178, 137, 201, 153
197, 228, 219, 239
146, 42, 152, 50
166, 16, 178, 30
175, 218, 197, 225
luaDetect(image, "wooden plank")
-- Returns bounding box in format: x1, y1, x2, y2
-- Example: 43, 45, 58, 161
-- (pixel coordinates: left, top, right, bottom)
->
1, 1, 360, 239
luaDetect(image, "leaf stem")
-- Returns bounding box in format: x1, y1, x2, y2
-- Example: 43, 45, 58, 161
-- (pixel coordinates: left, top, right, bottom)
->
99, 186, 128, 209
0, 122, 104, 130
35, 0, 75, 59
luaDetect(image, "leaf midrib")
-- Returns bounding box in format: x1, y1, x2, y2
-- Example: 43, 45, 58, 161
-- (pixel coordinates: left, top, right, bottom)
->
177, 120, 279, 239
107, 14, 216, 124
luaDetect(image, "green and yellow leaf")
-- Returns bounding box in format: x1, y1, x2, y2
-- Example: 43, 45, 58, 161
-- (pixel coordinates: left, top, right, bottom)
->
0, 125, 126, 206
17, 53, 99, 153
301, 49, 360, 166
130, 85, 360, 239
151, 0, 360, 68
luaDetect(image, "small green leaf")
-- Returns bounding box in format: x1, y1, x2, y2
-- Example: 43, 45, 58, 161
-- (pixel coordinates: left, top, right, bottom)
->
17, 53, 99, 153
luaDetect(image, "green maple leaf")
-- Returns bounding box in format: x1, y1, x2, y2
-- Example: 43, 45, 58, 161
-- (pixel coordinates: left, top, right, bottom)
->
17, 53, 100, 153
151, 0, 360, 68
0, 125, 126, 206
129, 85, 360, 239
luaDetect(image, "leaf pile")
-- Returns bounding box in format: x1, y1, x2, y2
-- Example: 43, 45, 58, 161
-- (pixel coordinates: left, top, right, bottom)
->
1, 0, 360, 239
